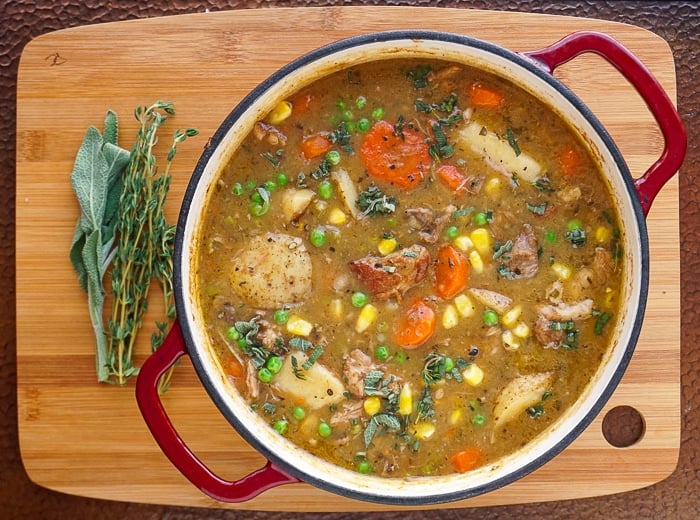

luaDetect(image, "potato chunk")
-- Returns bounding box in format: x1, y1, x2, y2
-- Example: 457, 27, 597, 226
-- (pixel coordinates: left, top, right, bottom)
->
493, 372, 554, 429
273, 352, 346, 410
230, 233, 312, 308
458, 121, 542, 182
280, 188, 316, 222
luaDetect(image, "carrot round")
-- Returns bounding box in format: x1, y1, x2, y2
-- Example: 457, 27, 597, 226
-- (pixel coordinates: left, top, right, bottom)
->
301, 133, 333, 160
395, 299, 436, 349
360, 120, 432, 189
450, 447, 484, 473
227, 358, 245, 379
469, 82, 504, 108
435, 244, 470, 299
559, 147, 581, 177
437, 164, 468, 194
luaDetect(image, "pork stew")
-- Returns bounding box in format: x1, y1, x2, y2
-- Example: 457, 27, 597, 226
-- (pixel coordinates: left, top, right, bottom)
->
193, 58, 623, 478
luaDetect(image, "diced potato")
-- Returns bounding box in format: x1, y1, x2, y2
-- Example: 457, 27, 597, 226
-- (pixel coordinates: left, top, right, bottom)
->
230, 233, 312, 308
273, 352, 346, 410
442, 304, 460, 329
454, 293, 476, 318
462, 364, 484, 387
493, 372, 554, 429
287, 315, 313, 336
331, 168, 361, 219
469, 288, 512, 314
512, 322, 531, 338
281, 188, 316, 222
329, 298, 343, 320
457, 121, 543, 182
501, 330, 520, 351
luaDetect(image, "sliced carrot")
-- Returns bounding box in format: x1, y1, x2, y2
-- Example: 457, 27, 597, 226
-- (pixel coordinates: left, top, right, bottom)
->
437, 164, 468, 194
469, 82, 504, 108
360, 120, 432, 189
395, 299, 436, 349
227, 358, 245, 379
300, 133, 333, 160
560, 147, 582, 177
290, 90, 314, 114
435, 244, 470, 299
450, 447, 484, 473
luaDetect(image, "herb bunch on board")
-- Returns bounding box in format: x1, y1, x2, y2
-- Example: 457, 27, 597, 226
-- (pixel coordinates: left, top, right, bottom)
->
70, 102, 197, 390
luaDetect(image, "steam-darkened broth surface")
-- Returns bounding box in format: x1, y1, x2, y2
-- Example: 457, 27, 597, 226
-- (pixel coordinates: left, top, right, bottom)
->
194, 58, 623, 478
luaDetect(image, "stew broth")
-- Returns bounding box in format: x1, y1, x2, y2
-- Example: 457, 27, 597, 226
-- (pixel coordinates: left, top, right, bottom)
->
194, 58, 623, 478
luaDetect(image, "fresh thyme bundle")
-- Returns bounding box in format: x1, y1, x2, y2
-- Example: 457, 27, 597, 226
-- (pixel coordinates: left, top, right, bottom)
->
70, 102, 197, 389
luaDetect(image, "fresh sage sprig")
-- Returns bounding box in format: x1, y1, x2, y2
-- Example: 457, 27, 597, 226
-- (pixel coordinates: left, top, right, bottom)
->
69, 111, 131, 382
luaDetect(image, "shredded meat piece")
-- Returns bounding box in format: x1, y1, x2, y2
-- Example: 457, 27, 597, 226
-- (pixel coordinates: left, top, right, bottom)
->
244, 359, 260, 399
537, 299, 594, 321
404, 207, 455, 244
253, 121, 287, 146
593, 247, 615, 280
330, 400, 364, 426
534, 315, 564, 349
348, 244, 430, 301
505, 224, 539, 278
255, 319, 286, 354
342, 349, 376, 398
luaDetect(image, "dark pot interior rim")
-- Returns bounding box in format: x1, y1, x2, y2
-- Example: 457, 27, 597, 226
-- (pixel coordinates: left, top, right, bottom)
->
172, 29, 649, 505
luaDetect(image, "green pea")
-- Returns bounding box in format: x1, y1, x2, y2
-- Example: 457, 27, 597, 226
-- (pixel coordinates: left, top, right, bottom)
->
394, 351, 408, 364
257, 367, 273, 383
351, 291, 368, 308
266, 356, 283, 375
371, 107, 385, 120
336, 100, 347, 110
341, 109, 354, 121
275, 172, 289, 187
545, 230, 557, 243
344, 121, 356, 133
245, 179, 256, 191
237, 337, 248, 349
444, 357, 455, 372
374, 344, 390, 361
273, 419, 288, 435
472, 413, 485, 426
474, 212, 488, 226
318, 422, 332, 438
250, 190, 264, 204
357, 117, 371, 132
355, 95, 368, 109
310, 227, 327, 247
249, 202, 269, 217
318, 180, 333, 200
483, 309, 499, 327
273, 309, 289, 324
263, 180, 277, 192
445, 225, 459, 239
231, 182, 244, 195
292, 406, 306, 420
356, 460, 372, 474
226, 326, 241, 341
325, 150, 341, 166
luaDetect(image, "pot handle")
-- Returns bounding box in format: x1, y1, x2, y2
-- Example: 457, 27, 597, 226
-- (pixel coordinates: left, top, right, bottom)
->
522, 30, 686, 215
135, 320, 300, 502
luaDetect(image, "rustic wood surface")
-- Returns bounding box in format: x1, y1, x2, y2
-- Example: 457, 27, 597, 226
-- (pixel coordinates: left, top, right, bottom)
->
13, 4, 683, 515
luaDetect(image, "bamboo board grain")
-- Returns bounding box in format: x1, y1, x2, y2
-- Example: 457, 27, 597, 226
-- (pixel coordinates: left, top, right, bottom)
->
15, 6, 680, 512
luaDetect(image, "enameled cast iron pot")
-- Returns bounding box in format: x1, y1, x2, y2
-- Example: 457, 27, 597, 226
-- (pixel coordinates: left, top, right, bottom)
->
135, 30, 686, 505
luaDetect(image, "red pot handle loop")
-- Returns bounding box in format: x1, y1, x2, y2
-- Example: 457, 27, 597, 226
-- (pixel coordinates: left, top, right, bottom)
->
135, 321, 300, 502
523, 30, 686, 215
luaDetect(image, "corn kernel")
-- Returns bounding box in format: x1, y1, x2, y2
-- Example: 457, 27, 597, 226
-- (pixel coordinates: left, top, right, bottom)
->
512, 321, 531, 338
377, 236, 398, 256
355, 303, 378, 333
329, 298, 343, 320
501, 329, 520, 351
604, 287, 616, 308
363, 396, 382, 416
468, 249, 484, 274
411, 422, 436, 440
453, 235, 474, 252
484, 176, 502, 195
267, 100, 293, 125
327, 207, 347, 226
462, 364, 484, 387
454, 293, 476, 318
551, 261, 572, 281
470, 228, 492, 257
501, 304, 522, 328
399, 382, 413, 415
595, 225, 611, 243
287, 315, 313, 336
442, 304, 460, 329
449, 409, 463, 425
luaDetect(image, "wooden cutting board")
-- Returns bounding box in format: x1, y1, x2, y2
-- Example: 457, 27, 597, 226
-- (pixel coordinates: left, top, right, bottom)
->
16, 6, 680, 512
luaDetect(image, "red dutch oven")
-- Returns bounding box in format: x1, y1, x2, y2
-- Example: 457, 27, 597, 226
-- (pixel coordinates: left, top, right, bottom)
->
135, 30, 686, 505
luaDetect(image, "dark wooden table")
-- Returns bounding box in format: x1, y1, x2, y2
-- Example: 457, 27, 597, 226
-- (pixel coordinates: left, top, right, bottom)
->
2, 1, 698, 518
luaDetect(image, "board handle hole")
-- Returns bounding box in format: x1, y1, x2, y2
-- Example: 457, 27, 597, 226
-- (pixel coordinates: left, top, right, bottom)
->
602, 405, 645, 447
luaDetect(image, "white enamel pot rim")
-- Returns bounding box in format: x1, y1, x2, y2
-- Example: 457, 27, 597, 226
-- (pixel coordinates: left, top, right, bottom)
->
135, 29, 686, 506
